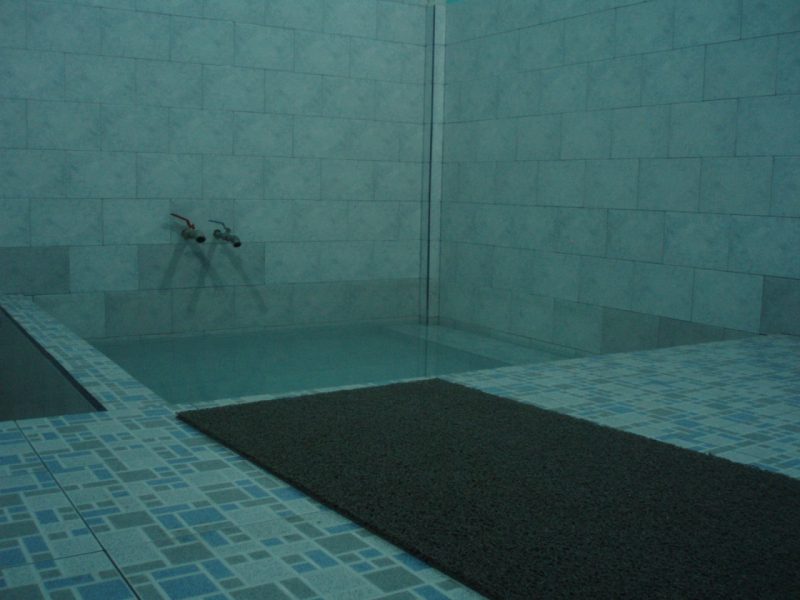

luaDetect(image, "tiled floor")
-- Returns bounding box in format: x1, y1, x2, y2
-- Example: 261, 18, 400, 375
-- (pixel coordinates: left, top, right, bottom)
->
1, 295, 799, 599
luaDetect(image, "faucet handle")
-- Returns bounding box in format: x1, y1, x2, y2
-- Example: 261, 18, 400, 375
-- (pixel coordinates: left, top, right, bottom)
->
209, 219, 230, 232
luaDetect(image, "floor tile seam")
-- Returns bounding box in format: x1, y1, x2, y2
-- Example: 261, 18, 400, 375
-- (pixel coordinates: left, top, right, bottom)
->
15, 421, 143, 599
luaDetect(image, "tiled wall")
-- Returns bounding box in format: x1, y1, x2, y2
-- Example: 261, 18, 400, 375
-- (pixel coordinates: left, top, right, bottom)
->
0, 0, 429, 338
440, 0, 800, 354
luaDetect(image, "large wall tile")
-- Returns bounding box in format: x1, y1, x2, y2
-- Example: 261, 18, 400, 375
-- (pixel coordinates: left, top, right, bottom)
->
236, 198, 294, 242
737, 95, 800, 156
704, 37, 777, 100
0, 247, 69, 295
669, 100, 737, 157
692, 269, 763, 331
350, 38, 423, 83
663, 212, 730, 270
457, 162, 495, 204
742, 0, 800, 37
0, 48, 64, 100
674, 0, 740, 47
233, 112, 292, 156
295, 31, 350, 77
70, 245, 138, 292
321, 160, 374, 201
101, 9, 170, 59
540, 64, 587, 114
65, 55, 135, 104
375, 81, 424, 123
323, 76, 377, 119
0, 198, 29, 247
699, 157, 772, 215
0, 0, 25, 48
171, 16, 233, 65
518, 21, 564, 72
0, 99, 26, 148
233, 284, 293, 329
565, 11, 614, 64
34, 292, 105, 338
0, 149, 65, 197
612, 105, 669, 158
771, 158, 800, 217
777, 33, 800, 94
631, 262, 694, 320
552, 300, 603, 353
587, 56, 641, 110
760, 276, 800, 335
102, 198, 171, 244
136, 60, 202, 108
169, 108, 233, 155
578, 256, 634, 310
264, 158, 320, 200
203, 65, 264, 112
615, 0, 673, 56
66, 151, 136, 198
136, 0, 203, 18
264, 0, 324, 30
600, 308, 660, 353
656, 317, 725, 348
203, 0, 264, 24
324, 0, 377, 37
497, 71, 540, 119
507, 292, 553, 341
583, 159, 638, 209
31, 198, 102, 246
555, 207, 607, 256
171, 286, 236, 332
137, 154, 202, 198
561, 111, 612, 159
509, 206, 557, 251
264, 71, 323, 116
374, 162, 422, 202
642, 47, 704, 105
377, 1, 426, 45
28, 101, 101, 151
202, 155, 264, 199
538, 161, 584, 207
729, 216, 800, 278
101, 105, 169, 152
105, 290, 172, 336
607, 210, 664, 263
235, 23, 293, 70
28, 1, 102, 54
530, 251, 580, 301
638, 159, 700, 211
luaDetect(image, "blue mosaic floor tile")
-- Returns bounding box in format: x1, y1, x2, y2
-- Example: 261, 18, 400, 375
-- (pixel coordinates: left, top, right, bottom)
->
0, 551, 134, 598
1, 296, 799, 599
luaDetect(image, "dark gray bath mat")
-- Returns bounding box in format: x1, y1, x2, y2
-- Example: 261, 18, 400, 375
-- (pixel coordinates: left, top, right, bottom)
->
178, 379, 800, 599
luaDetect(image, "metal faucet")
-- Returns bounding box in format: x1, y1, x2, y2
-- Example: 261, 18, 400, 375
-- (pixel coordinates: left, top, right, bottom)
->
209, 220, 241, 247
170, 213, 206, 243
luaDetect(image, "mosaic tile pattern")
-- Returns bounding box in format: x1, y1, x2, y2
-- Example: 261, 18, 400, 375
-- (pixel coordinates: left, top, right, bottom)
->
1, 295, 799, 598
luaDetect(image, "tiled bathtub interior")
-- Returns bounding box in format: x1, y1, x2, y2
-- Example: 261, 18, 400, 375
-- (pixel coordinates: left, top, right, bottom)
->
1, 0, 800, 598
2, 296, 799, 599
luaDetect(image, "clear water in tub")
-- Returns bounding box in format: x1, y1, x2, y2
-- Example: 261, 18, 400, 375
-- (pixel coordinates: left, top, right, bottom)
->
91, 323, 559, 406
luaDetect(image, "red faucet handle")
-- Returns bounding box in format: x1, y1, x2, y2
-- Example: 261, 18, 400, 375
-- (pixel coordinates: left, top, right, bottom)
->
170, 213, 195, 229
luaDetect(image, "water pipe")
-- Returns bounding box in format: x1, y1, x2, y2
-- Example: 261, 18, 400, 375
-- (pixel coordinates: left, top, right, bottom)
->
170, 213, 206, 243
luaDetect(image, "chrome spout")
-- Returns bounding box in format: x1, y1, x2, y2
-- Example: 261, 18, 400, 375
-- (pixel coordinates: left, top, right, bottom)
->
170, 213, 206, 243
209, 220, 241, 247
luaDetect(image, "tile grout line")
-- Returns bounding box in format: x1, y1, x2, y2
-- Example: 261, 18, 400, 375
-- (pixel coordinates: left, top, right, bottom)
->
16, 418, 144, 600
